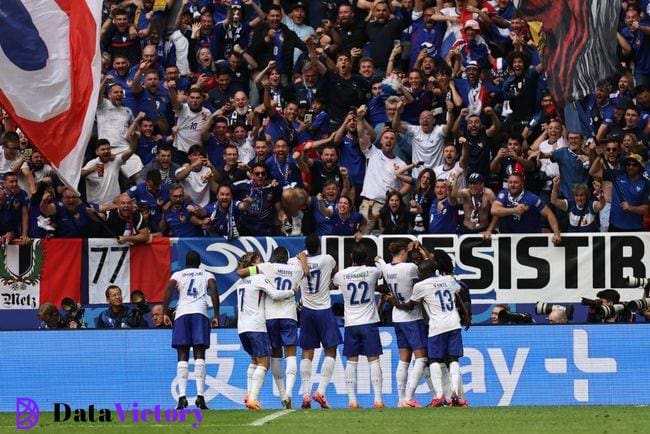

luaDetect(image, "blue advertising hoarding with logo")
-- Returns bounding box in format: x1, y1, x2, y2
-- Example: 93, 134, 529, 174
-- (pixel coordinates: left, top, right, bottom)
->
1, 325, 649, 413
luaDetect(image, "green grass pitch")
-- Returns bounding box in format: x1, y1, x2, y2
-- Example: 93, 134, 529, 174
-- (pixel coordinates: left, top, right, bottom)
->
3, 406, 650, 434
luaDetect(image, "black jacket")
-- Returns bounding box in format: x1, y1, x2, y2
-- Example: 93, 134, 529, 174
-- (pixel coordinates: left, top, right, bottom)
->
250, 23, 307, 77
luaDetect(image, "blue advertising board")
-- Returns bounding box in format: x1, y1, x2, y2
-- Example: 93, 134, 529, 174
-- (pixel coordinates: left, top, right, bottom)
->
1, 325, 648, 412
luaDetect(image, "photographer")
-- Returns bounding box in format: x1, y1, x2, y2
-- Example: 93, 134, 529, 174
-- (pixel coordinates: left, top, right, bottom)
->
490, 304, 510, 325
95, 285, 149, 328
548, 309, 568, 324
584, 289, 632, 323
37, 301, 86, 329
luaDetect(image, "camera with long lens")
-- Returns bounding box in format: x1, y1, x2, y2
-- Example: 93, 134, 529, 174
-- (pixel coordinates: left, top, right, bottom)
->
535, 302, 574, 320
129, 290, 150, 327
582, 297, 628, 320
61, 297, 85, 327
624, 276, 650, 288
498, 310, 533, 324
626, 298, 650, 312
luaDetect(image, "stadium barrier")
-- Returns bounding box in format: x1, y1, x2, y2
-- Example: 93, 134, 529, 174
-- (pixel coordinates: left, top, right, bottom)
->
1, 324, 648, 411
1, 233, 649, 328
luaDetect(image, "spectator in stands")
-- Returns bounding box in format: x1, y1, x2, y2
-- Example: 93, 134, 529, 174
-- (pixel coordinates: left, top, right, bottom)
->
170, 86, 212, 164
81, 137, 138, 205
96, 285, 149, 328
128, 170, 169, 233
359, 128, 410, 233
368, 191, 410, 235
39, 186, 102, 238
175, 144, 219, 207
139, 144, 180, 185
0, 172, 28, 244
317, 193, 366, 239
604, 152, 650, 231
489, 171, 562, 243
159, 183, 206, 237
232, 163, 283, 236
200, 184, 251, 239
450, 170, 497, 235
551, 178, 605, 232
428, 178, 460, 234
97, 194, 150, 244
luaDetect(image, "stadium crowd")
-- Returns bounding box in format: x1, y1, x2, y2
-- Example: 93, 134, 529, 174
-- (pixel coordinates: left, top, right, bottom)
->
1, 0, 650, 243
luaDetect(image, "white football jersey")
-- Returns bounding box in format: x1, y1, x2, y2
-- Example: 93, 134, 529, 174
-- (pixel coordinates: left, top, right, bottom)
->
411, 275, 461, 336
258, 262, 304, 320
171, 268, 216, 319
289, 253, 337, 310
236, 274, 294, 333
333, 265, 382, 327
376, 259, 422, 323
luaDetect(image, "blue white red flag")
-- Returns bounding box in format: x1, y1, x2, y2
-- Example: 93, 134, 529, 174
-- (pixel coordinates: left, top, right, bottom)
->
0, 0, 102, 189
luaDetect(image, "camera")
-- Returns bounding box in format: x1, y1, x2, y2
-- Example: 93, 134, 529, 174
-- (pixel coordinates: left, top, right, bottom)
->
535, 302, 574, 320
626, 298, 650, 312
580, 297, 600, 309
130, 290, 150, 326
596, 304, 627, 319
61, 297, 85, 327
624, 276, 650, 288
498, 310, 533, 324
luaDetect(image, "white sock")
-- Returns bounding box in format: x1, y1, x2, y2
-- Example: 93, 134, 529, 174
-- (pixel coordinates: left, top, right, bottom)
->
194, 359, 206, 395
429, 363, 444, 399
177, 361, 189, 397
250, 366, 268, 401
369, 359, 383, 404
285, 356, 297, 401
317, 356, 336, 395
423, 363, 434, 397
300, 358, 312, 395
441, 364, 452, 398
345, 361, 357, 404
405, 357, 427, 401
449, 361, 461, 395
396, 360, 409, 401
247, 363, 256, 395
271, 357, 286, 399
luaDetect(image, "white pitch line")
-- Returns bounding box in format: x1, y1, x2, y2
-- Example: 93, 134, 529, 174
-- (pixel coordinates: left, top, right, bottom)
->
249, 409, 295, 426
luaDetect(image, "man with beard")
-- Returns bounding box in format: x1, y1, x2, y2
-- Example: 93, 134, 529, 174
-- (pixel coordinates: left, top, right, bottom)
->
501, 51, 540, 133
105, 55, 138, 113
450, 170, 496, 234
364, 1, 408, 73
488, 171, 561, 242
406, 1, 444, 68
313, 52, 367, 129
171, 85, 211, 164
452, 106, 501, 180
132, 65, 173, 135
208, 69, 238, 110
159, 184, 207, 237
82, 138, 138, 204
434, 140, 469, 189
200, 184, 252, 238
0, 172, 29, 244
335, 3, 365, 54
490, 135, 534, 189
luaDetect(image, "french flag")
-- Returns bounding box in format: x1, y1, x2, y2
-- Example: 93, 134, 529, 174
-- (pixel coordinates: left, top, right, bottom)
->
0, 0, 102, 189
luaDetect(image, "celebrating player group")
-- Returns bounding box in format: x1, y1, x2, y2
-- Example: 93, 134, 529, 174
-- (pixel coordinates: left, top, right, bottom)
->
164, 235, 471, 410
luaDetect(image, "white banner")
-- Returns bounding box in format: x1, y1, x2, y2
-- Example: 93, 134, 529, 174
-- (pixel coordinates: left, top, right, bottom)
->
88, 240, 131, 304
